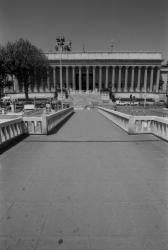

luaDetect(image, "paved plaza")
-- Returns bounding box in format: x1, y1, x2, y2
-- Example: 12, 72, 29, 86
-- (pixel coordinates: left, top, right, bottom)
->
0, 109, 168, 249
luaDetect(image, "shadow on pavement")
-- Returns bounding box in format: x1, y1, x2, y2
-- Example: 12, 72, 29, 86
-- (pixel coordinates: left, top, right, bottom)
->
24, 139, 160, 143
0, 134, 29, 155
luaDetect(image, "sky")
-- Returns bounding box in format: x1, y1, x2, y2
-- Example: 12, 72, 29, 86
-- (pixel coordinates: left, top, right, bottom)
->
0, 0, 168, 61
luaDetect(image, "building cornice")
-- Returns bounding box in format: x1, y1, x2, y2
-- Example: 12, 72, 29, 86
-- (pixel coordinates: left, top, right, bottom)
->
45, 52, 163, 61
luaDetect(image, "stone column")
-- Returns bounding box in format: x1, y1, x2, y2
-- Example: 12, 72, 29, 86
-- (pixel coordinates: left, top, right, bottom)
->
72, 66, 75, 90
137, 66, 141, 92
130, 66, 135, 92
86, 66, 89, 91
93, 66, 96, 91
150, 67, 154, 92
53, 67, 56, 92
124, 66, 128, 92
14, 76, 19, 93
99, 66, 102, 91
47, 69, 50, 91
118, 66, 122, 92
11, 75, 14, 92
156, 67, 160, 92
79, 66, 82, 91
12, 75, 17, 92
112, 66, 115, 91
105, 66, 109, 88
12, 76, 16, 92
66, 66, 69, 89
144, 66, 148, 92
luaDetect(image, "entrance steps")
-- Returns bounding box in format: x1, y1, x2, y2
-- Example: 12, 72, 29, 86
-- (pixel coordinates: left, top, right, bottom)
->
70, 92, 102, 108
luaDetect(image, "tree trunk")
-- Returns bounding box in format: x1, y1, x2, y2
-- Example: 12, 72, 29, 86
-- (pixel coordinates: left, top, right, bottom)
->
24, 83, 29, 101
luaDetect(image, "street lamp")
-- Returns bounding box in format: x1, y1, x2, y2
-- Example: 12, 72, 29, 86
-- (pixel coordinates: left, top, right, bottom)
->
166, 79, 168, 108
144, 80, 147, 114
55, 36, 72, 109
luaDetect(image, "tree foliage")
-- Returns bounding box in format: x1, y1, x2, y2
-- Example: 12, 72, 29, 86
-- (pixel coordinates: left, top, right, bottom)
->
0, 45, 8, 99
0, 38, 49, 100
0, 46, 7, 79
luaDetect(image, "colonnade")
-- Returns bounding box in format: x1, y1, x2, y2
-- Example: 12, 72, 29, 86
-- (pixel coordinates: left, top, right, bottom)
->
48, 65, 161, 93
10, 65, 161, 94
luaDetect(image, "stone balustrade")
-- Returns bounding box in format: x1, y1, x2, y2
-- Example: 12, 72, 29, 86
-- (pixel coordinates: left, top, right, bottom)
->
133, 116, 168, 141
151, 117, 168, 140
0, 118, 24, 148
98, 107, 132, 133
0, 107, 74, 150
23, 107, 74, 135
44, 107, 74, 134
98, 106, 168, 141
23, 116, 43, 134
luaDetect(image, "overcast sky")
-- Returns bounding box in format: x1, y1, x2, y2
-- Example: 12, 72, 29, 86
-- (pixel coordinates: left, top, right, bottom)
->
0, 0, 168, 60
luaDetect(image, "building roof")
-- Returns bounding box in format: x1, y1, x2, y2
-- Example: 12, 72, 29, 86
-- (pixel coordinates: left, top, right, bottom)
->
46, 52, 163, 61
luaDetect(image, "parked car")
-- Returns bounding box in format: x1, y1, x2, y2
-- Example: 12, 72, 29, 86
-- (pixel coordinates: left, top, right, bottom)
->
157, 100, 166, 105
153, 100, 166, 106
116, 99, 130, 106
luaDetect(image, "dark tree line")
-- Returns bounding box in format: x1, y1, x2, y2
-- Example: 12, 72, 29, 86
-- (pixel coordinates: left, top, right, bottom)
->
0, 38, 49, 100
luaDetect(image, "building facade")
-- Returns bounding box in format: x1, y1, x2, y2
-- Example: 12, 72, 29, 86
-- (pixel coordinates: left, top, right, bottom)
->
4, 52, 167, 100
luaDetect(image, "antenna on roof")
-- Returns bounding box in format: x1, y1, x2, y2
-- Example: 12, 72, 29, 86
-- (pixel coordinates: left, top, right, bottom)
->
110, 40, 114, 52
83, 44, 86, 53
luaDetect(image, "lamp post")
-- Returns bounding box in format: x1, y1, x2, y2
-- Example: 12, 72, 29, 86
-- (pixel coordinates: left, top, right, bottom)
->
55, 36, 72, 109
144, 82, 147, 110
166, 78, 168, 108
144, 91, 146, 114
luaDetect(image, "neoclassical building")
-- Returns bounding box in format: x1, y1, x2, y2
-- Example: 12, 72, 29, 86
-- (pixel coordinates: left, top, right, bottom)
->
5, 52, 167, 100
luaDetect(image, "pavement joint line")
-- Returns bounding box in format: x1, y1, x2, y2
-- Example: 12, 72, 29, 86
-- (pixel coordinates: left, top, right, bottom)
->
24, 139, 160, 143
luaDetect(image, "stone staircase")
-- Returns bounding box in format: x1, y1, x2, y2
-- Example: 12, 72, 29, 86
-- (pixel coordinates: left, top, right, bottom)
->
70, 92, 102, 109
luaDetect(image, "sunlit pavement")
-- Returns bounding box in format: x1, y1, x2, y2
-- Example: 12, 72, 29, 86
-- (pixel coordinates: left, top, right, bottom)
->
0, 109, 168, 249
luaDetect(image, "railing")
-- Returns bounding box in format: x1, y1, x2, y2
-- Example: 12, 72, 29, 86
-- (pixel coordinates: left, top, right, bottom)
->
98, 107, 133, 133
44, 107, 74, 134
151, 117, 168, 141
23, 107, 74, 135
0, 107, 74, 150
98, 106, 168, 141
133, 116, 168, 141
0, 118, 24, 147
23, 116, 43, 134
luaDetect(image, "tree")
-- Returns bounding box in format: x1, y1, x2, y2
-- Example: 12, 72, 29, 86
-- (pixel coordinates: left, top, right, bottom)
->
0, 45, 7, 100
2, 38, 49, 100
